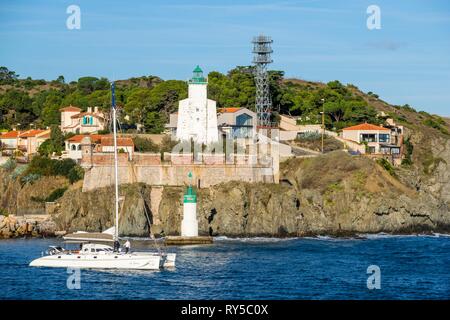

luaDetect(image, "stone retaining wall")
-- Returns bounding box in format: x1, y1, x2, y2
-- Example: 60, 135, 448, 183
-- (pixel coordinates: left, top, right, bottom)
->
82, 163, 277, 191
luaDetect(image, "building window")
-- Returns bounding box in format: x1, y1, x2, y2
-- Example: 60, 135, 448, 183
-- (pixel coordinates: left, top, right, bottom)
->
379, 134, 390, 143
71, 144, 76, 151
360, 134, 377, 143
368, 146, 376, 154
236, 113, 253, 126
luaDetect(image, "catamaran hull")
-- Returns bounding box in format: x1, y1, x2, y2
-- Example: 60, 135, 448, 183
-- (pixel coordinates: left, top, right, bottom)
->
29, 254, 162, 270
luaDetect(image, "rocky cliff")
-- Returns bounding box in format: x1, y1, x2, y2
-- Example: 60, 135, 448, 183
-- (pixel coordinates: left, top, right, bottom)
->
44, 148, 448, 237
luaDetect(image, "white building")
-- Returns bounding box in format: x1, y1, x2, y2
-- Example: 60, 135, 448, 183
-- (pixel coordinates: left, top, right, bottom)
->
216, 107, 256, 138
64, 134, 134, 162
0, 130, 21, 150
176, 66, 218, 144
60, 105, 107, 134
65, 134, 103, 162
341, 123, 399, 155
167, 107, 257, 139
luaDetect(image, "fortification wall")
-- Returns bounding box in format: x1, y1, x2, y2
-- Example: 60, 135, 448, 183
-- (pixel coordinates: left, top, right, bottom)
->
82, 163, 277, 192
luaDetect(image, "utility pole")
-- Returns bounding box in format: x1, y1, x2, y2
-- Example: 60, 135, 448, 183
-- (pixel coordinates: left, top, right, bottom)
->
320, 98, 325, 154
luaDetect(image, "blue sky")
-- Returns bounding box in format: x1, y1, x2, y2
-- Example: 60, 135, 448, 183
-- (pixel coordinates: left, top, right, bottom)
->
1, 0, 449, 115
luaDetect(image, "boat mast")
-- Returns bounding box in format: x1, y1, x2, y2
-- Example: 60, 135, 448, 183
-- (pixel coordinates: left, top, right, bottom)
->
111, 81, 119, 242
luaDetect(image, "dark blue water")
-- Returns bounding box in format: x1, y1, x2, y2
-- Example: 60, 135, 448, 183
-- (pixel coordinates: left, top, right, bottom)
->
0, 235, 449, 299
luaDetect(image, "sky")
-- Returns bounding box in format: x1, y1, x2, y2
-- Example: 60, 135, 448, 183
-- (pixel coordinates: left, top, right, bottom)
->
0, 0, 449, 115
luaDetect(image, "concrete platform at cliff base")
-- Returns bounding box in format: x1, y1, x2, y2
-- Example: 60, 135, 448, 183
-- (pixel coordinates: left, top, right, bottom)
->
164, 236, 214, 245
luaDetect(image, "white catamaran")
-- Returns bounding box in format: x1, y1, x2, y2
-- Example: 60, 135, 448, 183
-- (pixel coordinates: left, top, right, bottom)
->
29, 82, 176, 270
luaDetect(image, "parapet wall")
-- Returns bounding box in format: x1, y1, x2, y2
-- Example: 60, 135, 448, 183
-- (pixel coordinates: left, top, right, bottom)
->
82, 152, 262, 167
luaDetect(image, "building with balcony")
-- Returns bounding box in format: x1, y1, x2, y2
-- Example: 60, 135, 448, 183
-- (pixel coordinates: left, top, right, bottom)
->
60, 105, 107, 134
341, 123, 402, 157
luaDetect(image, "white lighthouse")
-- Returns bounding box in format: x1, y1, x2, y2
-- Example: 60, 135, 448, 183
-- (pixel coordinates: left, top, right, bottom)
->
176, 66, 219, 144
165, 172, 213, 245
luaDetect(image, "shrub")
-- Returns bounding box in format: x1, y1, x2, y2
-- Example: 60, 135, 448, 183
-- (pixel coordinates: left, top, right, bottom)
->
1, 158, 17, 171
296, 132, 322, 141
10, 165, 27, 180
159, 135, 179, 154
133, 136, 159, 153
46, 187, 68, 202
423, 117, 449, 135
377, 158, 396, 177
67, 165, 84, 183
0, 208, 8, 216
401, 137, 414, 166
20, 173, 41, 185
25, 155, 83, 184
38, 125, 64, 156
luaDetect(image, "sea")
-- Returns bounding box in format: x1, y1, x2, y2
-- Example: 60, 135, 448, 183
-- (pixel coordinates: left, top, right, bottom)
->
0, 234, 449, 300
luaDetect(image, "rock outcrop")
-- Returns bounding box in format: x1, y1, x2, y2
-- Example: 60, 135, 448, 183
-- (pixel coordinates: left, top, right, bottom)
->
0, 214, 56, 239
53, 184, 152, 237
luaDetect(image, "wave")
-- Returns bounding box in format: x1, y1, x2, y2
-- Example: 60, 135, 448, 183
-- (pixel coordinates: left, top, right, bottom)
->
213, 236, 299, 242
357, 232, 450, 240
120, 232, 450, 243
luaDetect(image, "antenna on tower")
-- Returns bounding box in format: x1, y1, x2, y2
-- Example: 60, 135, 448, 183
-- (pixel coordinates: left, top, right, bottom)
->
252, 34, 273, 128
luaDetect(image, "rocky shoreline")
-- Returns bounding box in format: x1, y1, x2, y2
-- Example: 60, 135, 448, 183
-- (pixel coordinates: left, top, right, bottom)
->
0, 214, 57, 239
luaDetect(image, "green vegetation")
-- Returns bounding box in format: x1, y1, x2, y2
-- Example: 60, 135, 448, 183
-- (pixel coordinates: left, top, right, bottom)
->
123, 80, 187, 133
283, 79, 379, 130
351, 170, 367, 188
376, 158, 396, 177
325, 182, 344, 193
1, 65, 447, 143
422, 116, 449, 135
0, 66, 19, 84
401, 136, 414, 166
394, 104, 417, 113
133, 136, 160, 153
159, 135, 179, 154
31, 186, 68, 203
25, 156, 83, 183
0, 66, 387, 134
11, 165, 27, 180
0, 158, 17, 171
422, 154, 447, 175
294, 132, 343, 153
38, 125, 66, 156
67, 165, 84, 184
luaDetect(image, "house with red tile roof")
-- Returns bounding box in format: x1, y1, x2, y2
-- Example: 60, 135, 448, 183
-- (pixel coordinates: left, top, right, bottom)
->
341, 122, 402, 158
100, 136, 134, 158
60, 105, 106, 134
18, 129, 51, 155
64, 134, 134, 162
64, 134, 104, 161
0, 130, 21, 150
